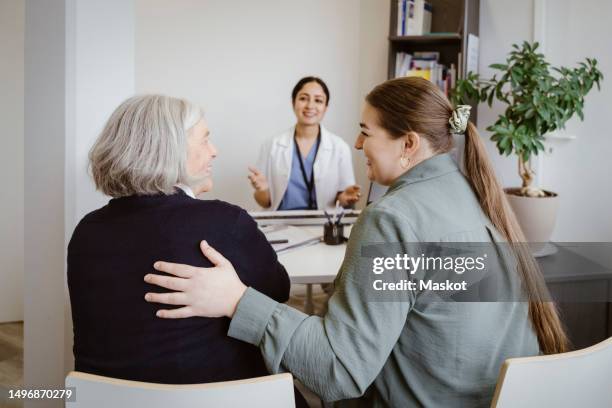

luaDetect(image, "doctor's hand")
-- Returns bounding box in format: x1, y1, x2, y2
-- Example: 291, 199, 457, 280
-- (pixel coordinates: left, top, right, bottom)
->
144, 241, 247, 319
337, 185, 361, 207
248, 166, 269, 191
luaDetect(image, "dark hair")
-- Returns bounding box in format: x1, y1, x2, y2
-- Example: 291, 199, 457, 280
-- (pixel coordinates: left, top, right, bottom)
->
366, 77, 569, 355
291, 76, 330, 106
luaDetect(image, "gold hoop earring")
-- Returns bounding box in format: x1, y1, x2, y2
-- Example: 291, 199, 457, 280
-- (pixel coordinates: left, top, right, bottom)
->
400, 156, 411, 169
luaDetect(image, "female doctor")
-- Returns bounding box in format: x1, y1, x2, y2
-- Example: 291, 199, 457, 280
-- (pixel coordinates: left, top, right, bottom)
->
248, 77, 361, 210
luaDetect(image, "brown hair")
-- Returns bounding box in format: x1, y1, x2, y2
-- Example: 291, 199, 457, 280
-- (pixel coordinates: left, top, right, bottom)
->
291, 76, 330, 106
366, 77, 568, 354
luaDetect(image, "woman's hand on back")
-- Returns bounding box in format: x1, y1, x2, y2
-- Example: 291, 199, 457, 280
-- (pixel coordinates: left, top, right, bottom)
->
144, 241, 247, 319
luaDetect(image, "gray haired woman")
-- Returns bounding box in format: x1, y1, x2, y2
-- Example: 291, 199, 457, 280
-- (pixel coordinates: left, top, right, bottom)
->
67, 95, 297, 396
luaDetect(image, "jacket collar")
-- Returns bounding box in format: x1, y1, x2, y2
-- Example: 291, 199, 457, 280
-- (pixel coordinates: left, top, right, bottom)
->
174, 184, 195, 198
387, 153, 460, 194
276, 125, 333, 151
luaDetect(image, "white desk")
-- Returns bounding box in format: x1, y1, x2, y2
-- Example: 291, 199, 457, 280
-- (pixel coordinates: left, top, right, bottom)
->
276, 226, 349, 284
276, 226, 350, 313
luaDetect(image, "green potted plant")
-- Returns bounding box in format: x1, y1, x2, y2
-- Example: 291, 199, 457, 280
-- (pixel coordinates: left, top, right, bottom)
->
452, 41, 603, 245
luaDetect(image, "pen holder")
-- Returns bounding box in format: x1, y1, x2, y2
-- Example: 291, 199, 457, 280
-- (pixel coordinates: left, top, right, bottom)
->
323, 222, 345, 245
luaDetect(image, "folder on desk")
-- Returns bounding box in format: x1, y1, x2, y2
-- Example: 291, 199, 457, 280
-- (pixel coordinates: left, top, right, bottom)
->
262, 225, 321, 254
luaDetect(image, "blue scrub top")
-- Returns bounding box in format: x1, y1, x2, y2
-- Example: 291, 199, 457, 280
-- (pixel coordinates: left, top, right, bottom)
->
278, 138, 320, 210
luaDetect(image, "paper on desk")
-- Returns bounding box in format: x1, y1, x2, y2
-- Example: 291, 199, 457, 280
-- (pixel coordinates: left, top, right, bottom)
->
263, 225, 321, 253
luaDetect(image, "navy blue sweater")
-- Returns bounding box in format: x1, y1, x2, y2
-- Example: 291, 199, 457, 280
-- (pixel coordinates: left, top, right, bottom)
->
67, 191, 290, 384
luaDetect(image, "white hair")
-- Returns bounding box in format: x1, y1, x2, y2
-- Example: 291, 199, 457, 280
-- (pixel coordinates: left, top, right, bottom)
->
89, 94, 204, 197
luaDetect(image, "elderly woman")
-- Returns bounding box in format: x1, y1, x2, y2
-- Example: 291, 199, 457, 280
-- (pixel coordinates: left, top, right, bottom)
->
67, 95, 292, 386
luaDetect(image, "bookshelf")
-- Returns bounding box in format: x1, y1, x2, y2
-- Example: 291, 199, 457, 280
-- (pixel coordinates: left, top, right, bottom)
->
388, 0, 480, 123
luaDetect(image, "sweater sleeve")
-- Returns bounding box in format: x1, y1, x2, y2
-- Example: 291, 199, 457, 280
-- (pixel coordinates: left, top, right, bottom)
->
228, 209, 290, 303
228, 207, 417, 401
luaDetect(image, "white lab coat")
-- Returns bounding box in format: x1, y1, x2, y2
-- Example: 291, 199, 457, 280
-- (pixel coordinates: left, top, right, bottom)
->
256, 125, 356, 211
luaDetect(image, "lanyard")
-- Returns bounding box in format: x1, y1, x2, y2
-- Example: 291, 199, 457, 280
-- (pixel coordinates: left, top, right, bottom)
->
294, 127, 321, 210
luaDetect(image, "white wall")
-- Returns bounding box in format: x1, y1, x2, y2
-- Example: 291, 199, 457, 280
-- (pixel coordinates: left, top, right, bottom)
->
539, 0, 612, 241
69, 0, 136, 223
135, 0, 389, 209
478, 0, 612, 241
0, 0, 25, 323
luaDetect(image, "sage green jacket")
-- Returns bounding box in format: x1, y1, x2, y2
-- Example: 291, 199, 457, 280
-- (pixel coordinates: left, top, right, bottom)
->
228, 153, 539, 407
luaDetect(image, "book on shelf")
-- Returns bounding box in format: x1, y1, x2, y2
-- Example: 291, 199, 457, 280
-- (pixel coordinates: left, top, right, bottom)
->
396, 0, 432, 36
422, 2, 432, 34
405, 0, 417, 35
413, 51, 439, 60
396, 0, 405, 35
395, 51, 456, 97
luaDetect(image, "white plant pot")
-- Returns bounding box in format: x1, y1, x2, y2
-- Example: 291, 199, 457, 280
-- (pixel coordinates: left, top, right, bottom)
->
505, 188, 559, 252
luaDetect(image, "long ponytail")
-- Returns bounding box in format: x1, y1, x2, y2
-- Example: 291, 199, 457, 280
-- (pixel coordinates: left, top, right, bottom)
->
366, 77, 569, 354
463, 122, 569, 354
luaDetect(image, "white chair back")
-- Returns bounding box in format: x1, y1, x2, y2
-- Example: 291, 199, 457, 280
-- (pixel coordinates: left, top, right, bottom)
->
491, 336, 612, 408
65, 371, 295, 408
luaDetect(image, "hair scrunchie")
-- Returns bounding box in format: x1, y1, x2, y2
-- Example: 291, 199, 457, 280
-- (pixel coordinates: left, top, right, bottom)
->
449, 105, 471, 134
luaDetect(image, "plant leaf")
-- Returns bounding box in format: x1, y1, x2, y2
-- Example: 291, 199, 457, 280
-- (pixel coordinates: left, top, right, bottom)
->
490, 63, 508, 71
